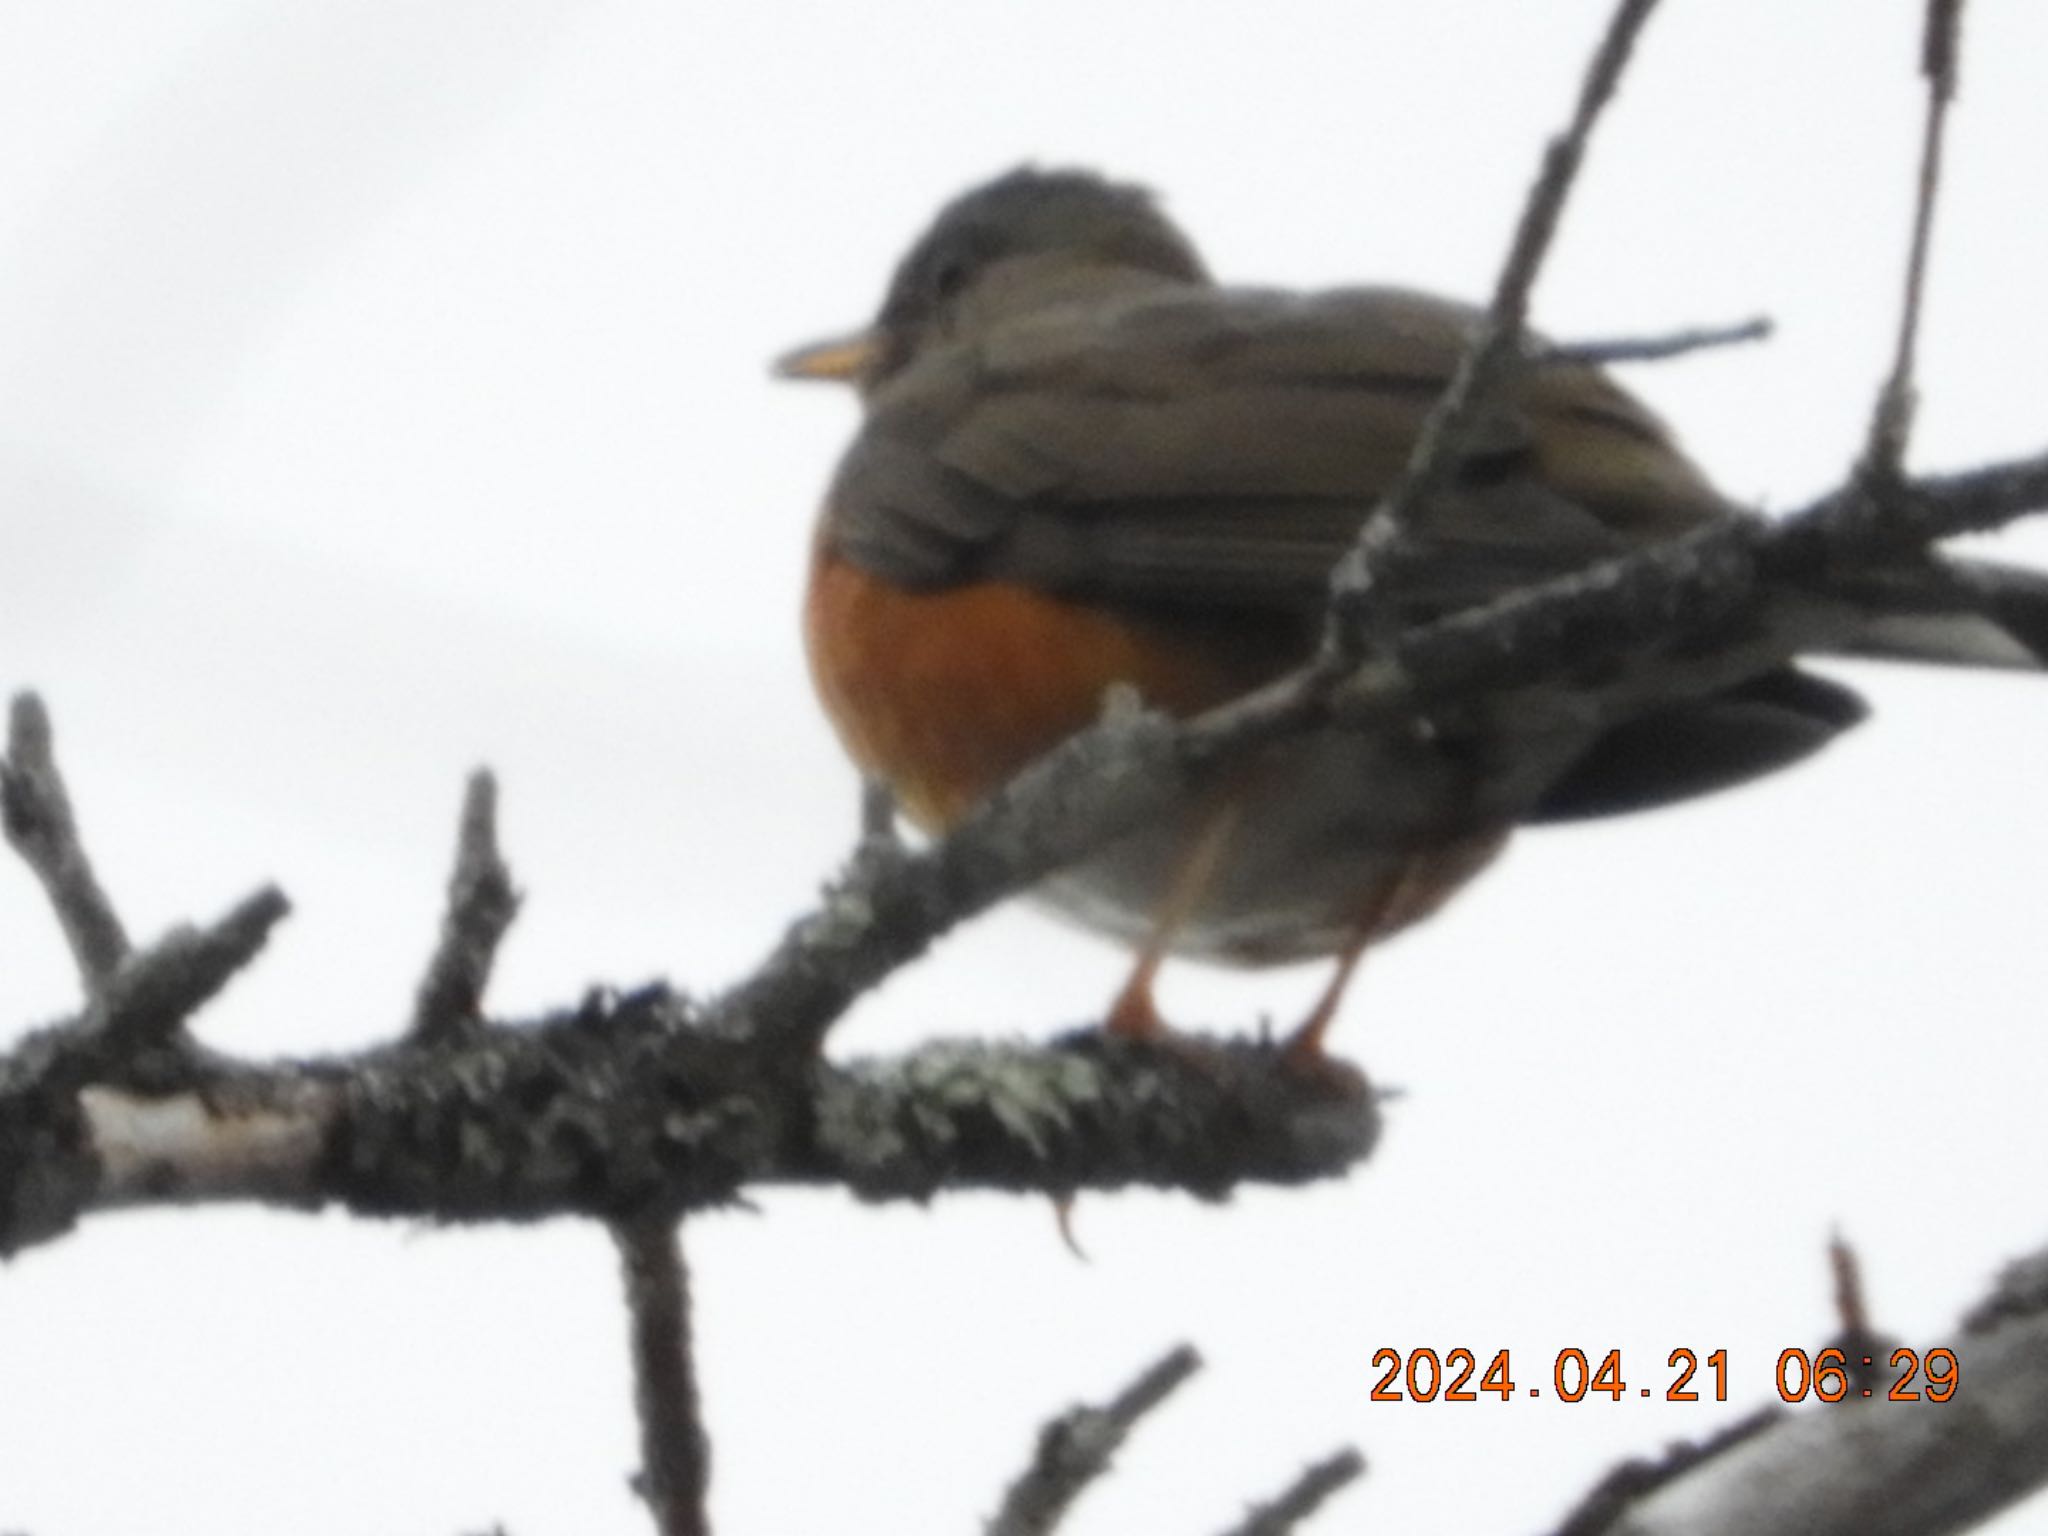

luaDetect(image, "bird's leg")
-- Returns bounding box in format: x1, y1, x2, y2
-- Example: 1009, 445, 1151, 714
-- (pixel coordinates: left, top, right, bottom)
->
1281, 861, 1423, 1064
1104, 798, 1243, 1038
1282, 934, 1373, 1065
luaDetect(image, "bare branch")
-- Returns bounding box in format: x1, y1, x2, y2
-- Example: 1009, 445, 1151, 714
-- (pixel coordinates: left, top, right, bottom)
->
613, 1216, 711, 1536
1211, 1449, 1365, 1536
987, 1345, 1202, 1536
1963, 1249, 2048, 1335
411, 770, 521, 1046
1590, 1313, 2048, 1533
1328, 0, 1664, 650
92, 886, 291, 1051
1534, 315, 1772, 368
1553, 1229, 2048, 1536
1922, 0, 1967, 89
1549, 1408, 1782, 1536
1864, 0, 1969, 480
1, 691, 129, 996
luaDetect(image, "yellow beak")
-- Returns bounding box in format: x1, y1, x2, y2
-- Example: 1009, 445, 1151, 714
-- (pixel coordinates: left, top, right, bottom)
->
772, 329, 881, 384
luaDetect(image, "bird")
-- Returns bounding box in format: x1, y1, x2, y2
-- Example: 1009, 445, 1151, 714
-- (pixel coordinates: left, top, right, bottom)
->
777, 166, 2048, 1055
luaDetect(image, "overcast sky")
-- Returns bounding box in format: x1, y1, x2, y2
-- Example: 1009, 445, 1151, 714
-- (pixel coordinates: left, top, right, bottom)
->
2, 3, 2046, 1532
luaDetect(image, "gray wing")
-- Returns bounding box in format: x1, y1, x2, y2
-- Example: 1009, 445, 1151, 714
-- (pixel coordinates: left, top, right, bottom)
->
827, 284, 1732, 623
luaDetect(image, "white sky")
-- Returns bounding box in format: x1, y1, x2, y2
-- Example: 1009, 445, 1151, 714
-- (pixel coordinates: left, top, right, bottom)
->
1, 2, 2046, 1532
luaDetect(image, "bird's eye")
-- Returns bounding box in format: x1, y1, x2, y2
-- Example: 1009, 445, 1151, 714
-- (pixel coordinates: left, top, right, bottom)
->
929, 256, 970, 302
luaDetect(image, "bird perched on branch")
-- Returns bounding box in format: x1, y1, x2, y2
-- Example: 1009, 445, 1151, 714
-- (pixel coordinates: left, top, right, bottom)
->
779, 166, 2048, 1054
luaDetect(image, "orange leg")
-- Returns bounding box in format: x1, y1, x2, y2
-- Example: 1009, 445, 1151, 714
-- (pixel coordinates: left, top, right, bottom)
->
1281, 859, 1429, 1063
1105, 797, 1244, 1038
1282, 934, 1372, 1065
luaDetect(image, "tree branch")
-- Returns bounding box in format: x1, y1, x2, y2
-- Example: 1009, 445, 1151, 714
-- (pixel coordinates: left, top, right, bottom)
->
1212, 1449, 1366, 1536
1328, 0, 1663, 648
0, 693, 128, 996
1582, 1303, 2048, 1535
1551, 1229, 2048, 1536
1534, 315, 1772, 369
987, 1344, 1203, 1536
0, 994, 1376, 1254
1863, 0, 1968, 481
615, 1216, 711, 1536
410, 769, 520, 1047
4, 441, 2034, 1251
91, 886, 290, 1052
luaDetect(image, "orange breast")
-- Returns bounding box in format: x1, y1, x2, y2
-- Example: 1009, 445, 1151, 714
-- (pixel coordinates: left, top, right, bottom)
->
805, 549, 1295, 829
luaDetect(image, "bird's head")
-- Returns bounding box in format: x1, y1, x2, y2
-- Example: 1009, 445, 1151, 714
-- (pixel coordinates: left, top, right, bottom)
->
775, 166, 1206, 393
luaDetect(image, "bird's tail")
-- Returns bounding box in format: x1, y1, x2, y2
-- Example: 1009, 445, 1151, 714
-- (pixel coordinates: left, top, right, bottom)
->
1525, 552, 2047, 827
1828, 554, 2048, 670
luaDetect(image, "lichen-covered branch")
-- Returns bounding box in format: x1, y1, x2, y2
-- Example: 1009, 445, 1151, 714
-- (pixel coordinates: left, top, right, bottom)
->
0, 986, 1377, 1255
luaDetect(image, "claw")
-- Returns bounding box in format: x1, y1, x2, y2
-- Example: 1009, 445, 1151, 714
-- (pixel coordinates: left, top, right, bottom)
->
1053, 1195, 1091, 1261
1105, 962, 1166, 1039
1281, 940, 1368, 1065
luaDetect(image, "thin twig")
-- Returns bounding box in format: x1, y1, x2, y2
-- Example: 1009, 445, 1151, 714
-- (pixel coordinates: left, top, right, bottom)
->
1535, 315, 1773, 368
1832, 1231, 1872, 1340
93, 886, 291, 1050
1824, 1231, 1899, 1400
1212, 1449, 1365, 1536
1864, 0, 1968, 480
411, 770, 521, 1046
1327, 0, 1664, 651
987, 1345, 1202, 1536
613, 1215, 711, 1536
1, 692, 129, 997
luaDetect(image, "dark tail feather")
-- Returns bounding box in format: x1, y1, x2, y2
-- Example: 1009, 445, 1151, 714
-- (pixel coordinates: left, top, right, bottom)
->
1827, 555, 2048, 670
1529, 668, 1869, 824
1529, 554, 2047, 827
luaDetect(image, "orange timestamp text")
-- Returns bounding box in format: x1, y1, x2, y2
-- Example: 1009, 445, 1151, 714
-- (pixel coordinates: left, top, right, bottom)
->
1367, 1347, 1959, 1403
